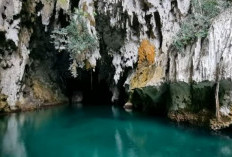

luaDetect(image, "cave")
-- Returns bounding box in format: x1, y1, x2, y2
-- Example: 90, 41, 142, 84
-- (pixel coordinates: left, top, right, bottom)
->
28, 32, 117, 107
23, 3, 118, 107
55, 52, 113, 105
2, 0, 232, 156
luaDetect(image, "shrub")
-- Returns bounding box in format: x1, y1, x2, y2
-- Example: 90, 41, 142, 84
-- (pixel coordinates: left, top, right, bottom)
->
173, 0, 231, 51
51, 9, 98, 77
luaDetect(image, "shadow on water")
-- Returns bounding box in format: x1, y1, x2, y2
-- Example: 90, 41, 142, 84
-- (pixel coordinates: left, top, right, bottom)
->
1, 104, 232, 157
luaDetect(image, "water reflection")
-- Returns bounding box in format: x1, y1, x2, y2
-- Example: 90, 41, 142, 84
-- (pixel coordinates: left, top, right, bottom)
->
1, 106, 64, 157
0, 105, 232, 157
2, 114, 27, 157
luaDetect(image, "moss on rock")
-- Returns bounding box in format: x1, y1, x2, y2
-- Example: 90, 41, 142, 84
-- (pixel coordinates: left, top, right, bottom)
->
32, 79, 63, 103
191, 81, 215, 112
0, 94, 10, 113
169, 82, 191, 111
168, 108, 213, 127
129, 81, 226, 128
131, 84, 168, 113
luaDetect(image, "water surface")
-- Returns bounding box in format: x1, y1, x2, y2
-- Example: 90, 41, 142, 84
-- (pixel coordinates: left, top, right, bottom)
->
0, 105, 232, 157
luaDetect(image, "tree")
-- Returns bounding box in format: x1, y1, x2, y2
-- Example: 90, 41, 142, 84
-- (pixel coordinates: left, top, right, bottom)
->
51, 9, 98, 77
173, 0, 230, 51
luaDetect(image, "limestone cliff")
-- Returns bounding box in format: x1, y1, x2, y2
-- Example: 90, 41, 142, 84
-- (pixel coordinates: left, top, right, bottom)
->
1, 0, 232, 129
0, 0, 69, 111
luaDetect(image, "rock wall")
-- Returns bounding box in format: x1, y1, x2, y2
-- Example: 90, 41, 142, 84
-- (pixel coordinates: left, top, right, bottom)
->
90, 0, 232, 129
1, 0, 232, 129
0, 0, 69, 111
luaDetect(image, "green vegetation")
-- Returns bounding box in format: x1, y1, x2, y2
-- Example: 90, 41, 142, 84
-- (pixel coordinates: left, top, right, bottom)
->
51, 9, 98, 77
173, 0, 231, 51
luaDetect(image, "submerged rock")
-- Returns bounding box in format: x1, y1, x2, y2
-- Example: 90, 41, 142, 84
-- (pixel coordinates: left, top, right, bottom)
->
124, 102, 133, 110
72, 91, 83, 103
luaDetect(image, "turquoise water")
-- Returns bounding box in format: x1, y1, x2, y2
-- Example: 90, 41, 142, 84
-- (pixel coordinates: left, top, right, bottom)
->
0, 105, 232, 157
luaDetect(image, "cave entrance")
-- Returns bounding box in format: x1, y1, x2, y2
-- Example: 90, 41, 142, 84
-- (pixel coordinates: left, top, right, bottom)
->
65, 70, 113, 105
55, 53, 113, 105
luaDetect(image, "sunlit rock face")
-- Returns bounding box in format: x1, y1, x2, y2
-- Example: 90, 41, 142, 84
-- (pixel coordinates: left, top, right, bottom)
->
94, 0, 232, 86
166, 8, 232, 127
92, 0, 232, 88
0, 0, 185, 108
91, 0, 232, 128
1, 0, 232, 128
168, 8, 232, 83
0, 0, 68, 109
94, 0, 186, 85
0, 0, 31, 108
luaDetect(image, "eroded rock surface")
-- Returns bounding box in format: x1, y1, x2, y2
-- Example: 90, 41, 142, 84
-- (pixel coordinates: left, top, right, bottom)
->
1, 0, 232, 129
